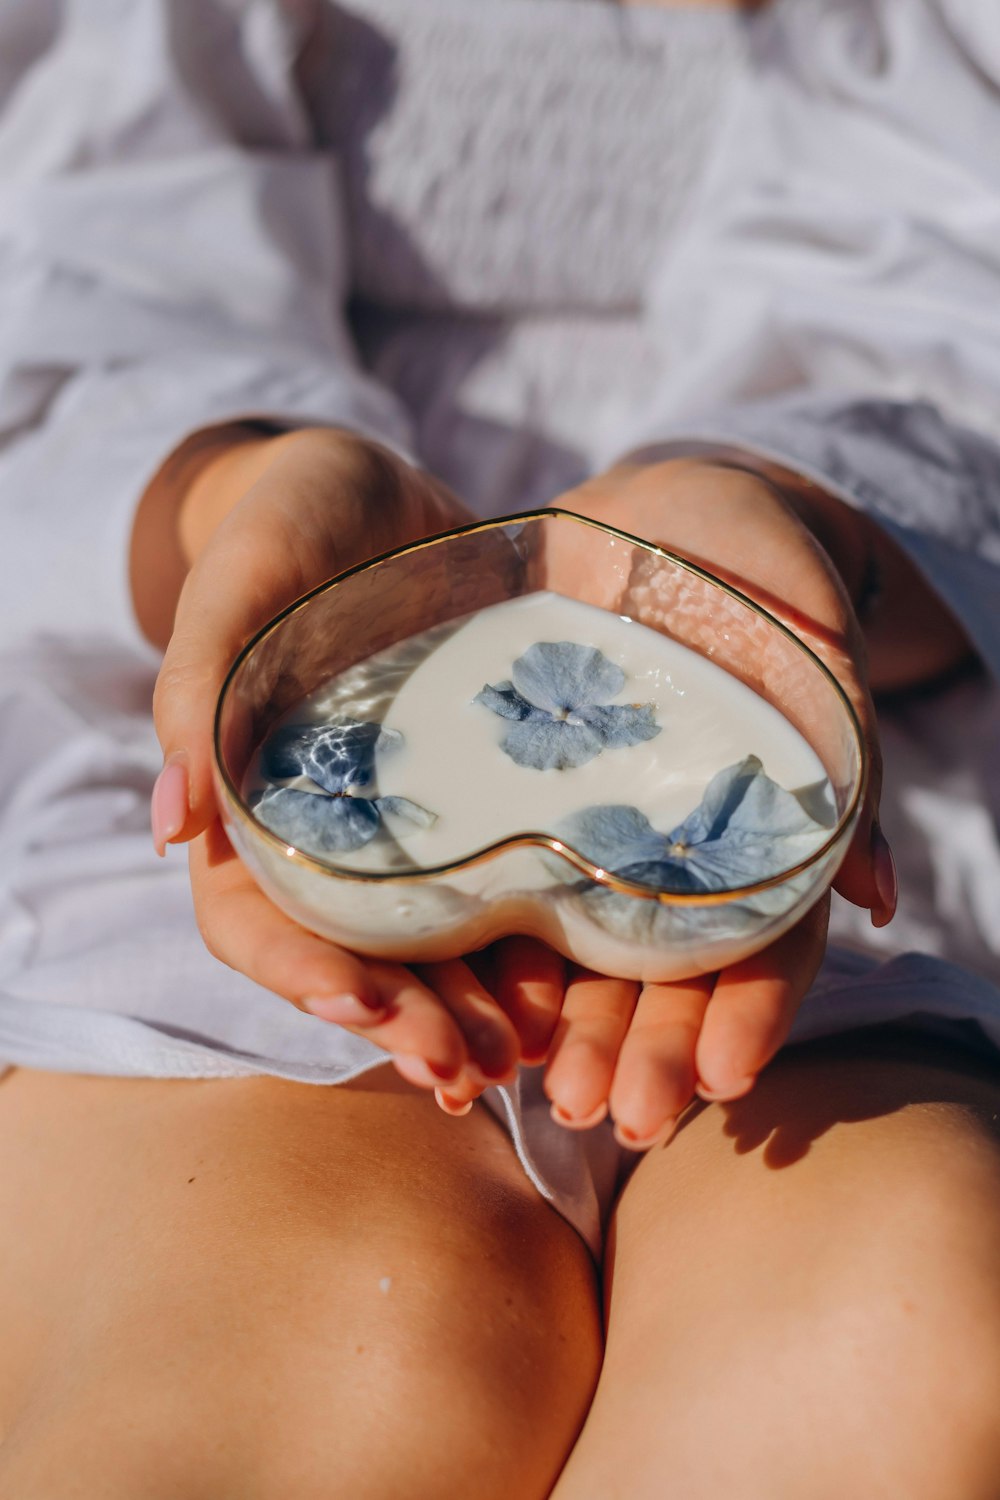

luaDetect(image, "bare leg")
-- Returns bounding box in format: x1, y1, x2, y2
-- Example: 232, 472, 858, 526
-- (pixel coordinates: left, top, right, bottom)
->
0, 1065, 601, 1499
553, 1030, 1000, 1500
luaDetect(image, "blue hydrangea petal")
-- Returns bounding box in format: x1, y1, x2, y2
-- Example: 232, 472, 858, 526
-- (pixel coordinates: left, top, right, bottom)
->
511, 642, 625, 714
664, 755, 827, 890
472, 682, 542, 723
374, 795, 438, 829
252, 786, 381, 854
260, 719, 401, 795
475, 641, 661, 771
562, 805, 708, 893
560, 757, 827, 896
562, 804, 666, 871
259, 725, 324, 782
572, 702, 662, 751
670, 753, 766, 845
500, 717, 606, 771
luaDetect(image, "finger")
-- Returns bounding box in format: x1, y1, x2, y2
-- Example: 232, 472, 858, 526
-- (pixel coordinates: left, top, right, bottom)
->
491, 937, 566, 1063
422, 941, 560, 1114
413, 959, 521, 1084
153, 507, 324, 847
432, 1079, 488, 1117
608, 974, 715, 1150
189, 820, 467, 1081
544, 969, 640, 1128
694, 895, 831, 1100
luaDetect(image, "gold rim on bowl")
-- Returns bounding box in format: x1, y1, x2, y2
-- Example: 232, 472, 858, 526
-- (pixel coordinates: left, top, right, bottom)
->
214, 508, 868, 905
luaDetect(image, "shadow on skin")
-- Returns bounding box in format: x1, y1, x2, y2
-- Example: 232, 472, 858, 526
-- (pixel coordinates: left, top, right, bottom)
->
665, 1025, 1000, 1171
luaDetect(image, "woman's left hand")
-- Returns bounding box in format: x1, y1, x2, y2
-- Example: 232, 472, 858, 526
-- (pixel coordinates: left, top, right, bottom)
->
435, 457, 897, 1139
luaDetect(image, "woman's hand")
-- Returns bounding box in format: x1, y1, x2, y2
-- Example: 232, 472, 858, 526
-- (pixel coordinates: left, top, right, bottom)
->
435, 456, 897, 1138
140, 425, 538, 1090
560, 455, 892, 917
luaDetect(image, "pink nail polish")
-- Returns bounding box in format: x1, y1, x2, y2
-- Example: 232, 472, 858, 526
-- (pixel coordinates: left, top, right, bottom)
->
696, 1075, 755, 1102
549, 1100, 608, 1130
614, 1117, 678, 1152
870, 824, 898, 928
303, 994, 385, 1025
151, 757, 189, 856
434, 1088, 474, 1117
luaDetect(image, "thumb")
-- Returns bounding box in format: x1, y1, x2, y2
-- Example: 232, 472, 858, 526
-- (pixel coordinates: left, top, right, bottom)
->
151, 523, 286, 851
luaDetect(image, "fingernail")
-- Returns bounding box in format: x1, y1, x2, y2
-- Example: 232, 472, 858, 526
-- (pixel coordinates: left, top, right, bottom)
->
394, 1055, 459, 1090
614, 1117, 678, 1152
434, 1087, 474, 1117
550, 1100, 608, 1130
870, 823, 898, 928
302, 993, 385, 1025
151, 756, 189, 856
695, 1075, 755, 1102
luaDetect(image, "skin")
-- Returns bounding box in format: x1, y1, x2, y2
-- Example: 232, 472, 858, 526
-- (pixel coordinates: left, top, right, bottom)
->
139, 427, 970, 1145
3, 1037, 1000, 1497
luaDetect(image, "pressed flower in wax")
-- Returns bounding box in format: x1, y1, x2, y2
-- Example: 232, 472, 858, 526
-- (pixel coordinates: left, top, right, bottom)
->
474, 641, 661, 771
254, 718, 435, 854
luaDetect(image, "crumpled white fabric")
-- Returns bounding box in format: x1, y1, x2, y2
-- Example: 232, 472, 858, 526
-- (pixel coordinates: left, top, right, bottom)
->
609, 0, 1000, 456
0, 0, 412, 658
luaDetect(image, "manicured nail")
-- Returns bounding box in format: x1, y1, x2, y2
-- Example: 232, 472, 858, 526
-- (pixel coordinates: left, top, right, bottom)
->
870, 823, 898, 928
614, 1117, 678, 1152
550, 1100, 608, 1130
696, 1075, 755, 1102
434, 1088, 474, 1117
151, 756, 189, 855
393, 1055, 459, 1090
302, 993, 385, 1025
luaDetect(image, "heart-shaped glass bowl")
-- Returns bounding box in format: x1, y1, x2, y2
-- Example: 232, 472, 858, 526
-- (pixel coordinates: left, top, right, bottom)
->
214, 509, 866, 983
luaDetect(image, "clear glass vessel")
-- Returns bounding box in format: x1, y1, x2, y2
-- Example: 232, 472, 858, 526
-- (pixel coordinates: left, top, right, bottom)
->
214, 509, 867, 983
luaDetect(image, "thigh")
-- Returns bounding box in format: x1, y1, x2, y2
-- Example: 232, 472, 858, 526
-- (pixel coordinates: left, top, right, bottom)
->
0, 1064, 601, 1499
553, 1030, 1000, 1500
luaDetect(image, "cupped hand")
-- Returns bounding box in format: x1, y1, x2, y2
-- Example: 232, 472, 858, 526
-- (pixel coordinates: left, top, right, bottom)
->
435, 457, 896, 1137
558, 456, 892, 923
148, 426, 537, 1090
433, 900, 830, 1139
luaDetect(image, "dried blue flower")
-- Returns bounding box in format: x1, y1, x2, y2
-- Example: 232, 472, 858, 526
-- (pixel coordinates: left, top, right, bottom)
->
260, 719, 401, 796
255, 718, 435, 855
562, 756, 827, 893
475, 641, 660, 771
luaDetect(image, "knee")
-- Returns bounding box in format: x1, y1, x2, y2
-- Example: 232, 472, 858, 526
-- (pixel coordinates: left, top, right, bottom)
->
6, 1180, 601, 1500
598, 1080, 1000, 1499
802, 1125, 1000, 1492
211, 1193, 601, 1498
717, 1094, 1000, 1492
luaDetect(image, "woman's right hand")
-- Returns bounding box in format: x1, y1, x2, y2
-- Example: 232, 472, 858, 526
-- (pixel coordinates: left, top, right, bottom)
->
145, 426, 541, 1092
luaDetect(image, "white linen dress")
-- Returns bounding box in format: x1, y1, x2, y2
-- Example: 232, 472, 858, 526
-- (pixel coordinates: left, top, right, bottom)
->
1, 0, 998, 1256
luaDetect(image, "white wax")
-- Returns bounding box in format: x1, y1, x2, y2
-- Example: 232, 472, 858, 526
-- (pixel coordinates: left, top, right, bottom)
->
258, 591, 829, 872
